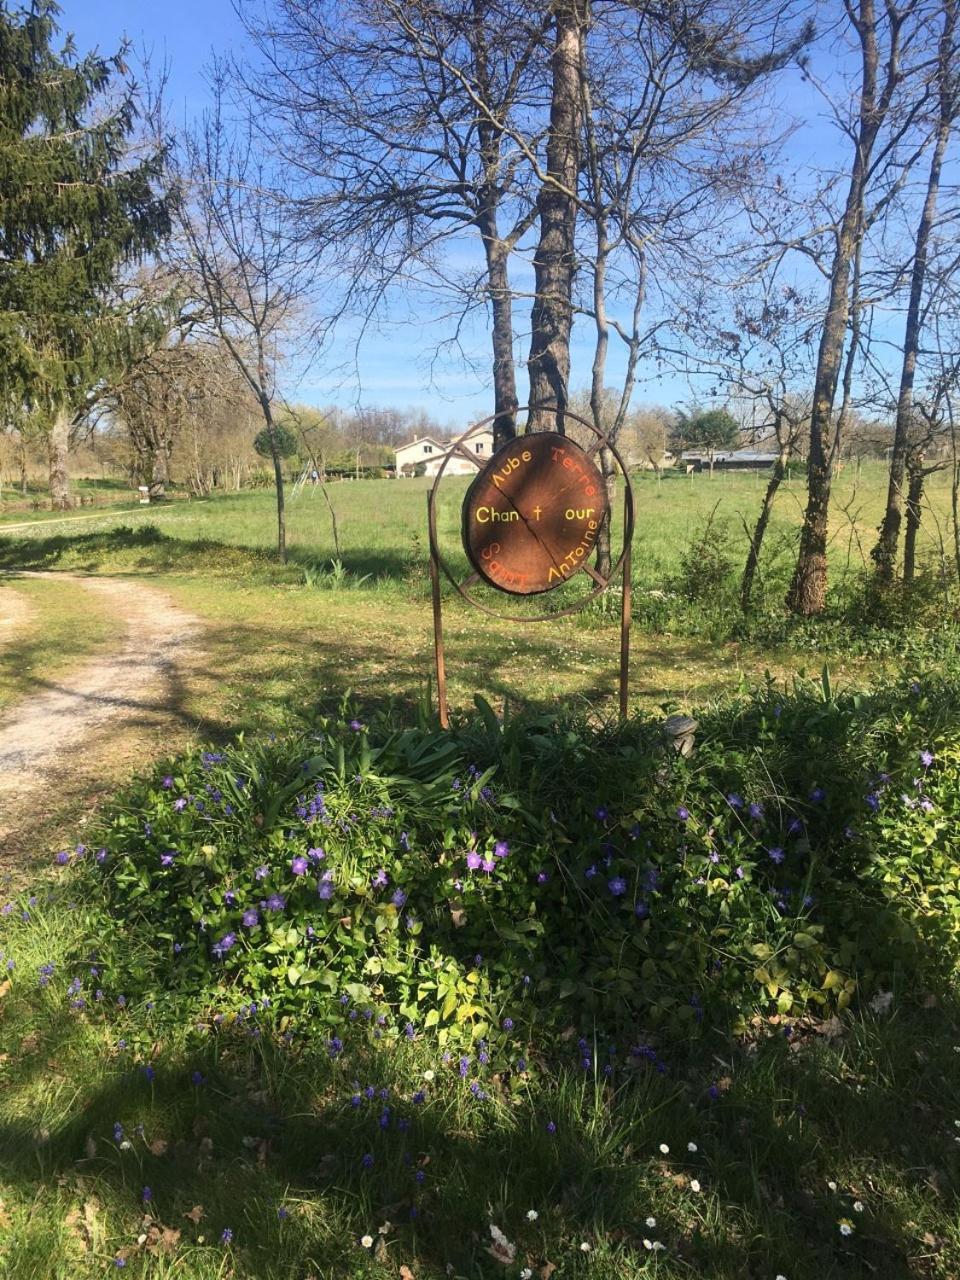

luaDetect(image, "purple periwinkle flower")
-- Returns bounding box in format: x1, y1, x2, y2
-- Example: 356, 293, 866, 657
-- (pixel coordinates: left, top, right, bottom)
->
481, 857, 495, 873
735, 865, 745, 879
536, 870, 550, 884
546, 1120, 557, 1134
768, 847, 785, 865
328, 1036, 344, 1058
55, 851, 70, 866
221, 1228, 233, 1245
242, 908, 260, 928
634, 900, 650, 919
142, 1186, 153, 1202
361, 1152, 374, 1169
264, 894, 286, 912
809, 786, 826, 803
173, 798, 187, 812
494, 840, 509, 858
502, 1017, 514, 1031
920, 749, 934, 768
677, 806, 690, 821
608, 876, 627, 896
391, 888, 407, 909
291, 856, 308, 876
748, 802, 764, 820
372, 868, 389, 889
726, 793, 743, 809
399, 831, 410, 851
162, 776, 173, 789
349, 719, 364, 731
466, 850, 482, 871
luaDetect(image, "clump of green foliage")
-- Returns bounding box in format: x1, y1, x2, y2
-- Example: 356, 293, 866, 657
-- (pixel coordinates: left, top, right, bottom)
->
69, 668, 960, 1063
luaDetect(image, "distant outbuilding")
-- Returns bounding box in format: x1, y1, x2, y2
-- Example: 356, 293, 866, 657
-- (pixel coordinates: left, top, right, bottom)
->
394, 429, 495, 477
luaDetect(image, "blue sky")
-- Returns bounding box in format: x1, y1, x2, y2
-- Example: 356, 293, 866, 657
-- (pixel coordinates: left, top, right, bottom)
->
59, 1, 912, 429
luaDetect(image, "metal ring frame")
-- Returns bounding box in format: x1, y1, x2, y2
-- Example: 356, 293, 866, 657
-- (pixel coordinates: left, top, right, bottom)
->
426, 405, 636, 726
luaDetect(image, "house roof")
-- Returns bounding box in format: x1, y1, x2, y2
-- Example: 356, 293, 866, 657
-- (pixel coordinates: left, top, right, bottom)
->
395, 435, 447, 453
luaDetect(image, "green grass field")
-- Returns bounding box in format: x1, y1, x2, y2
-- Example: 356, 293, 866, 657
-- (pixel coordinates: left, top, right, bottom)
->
1, 464, 960, 1278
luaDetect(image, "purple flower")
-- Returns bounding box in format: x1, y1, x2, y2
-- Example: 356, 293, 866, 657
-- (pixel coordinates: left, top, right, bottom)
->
865, 793, 880, 812
263, 894, 286, 912
677, 806, 690, 821
290, 856, 309, 876
212, 932, 236, 958
142, 1186, 153, 1202
328, 1036, 343, 1058
221, 1228, 233, 1245
349, 718, 363, 731
277, 1206, 289, 1220
920, 797, 935, 812
160, 852, 176, 867
481, 857, 495, 873
372, 868, 389, 889
307, 846, 325, 862
255, 865, 270, 881
459, 1056, 470, 1077
634, 900, 650, 919
174, 798, 187, 812
466, 850, 482, 871
96, 849, 107, 864
546, 1120, 557, 1134
809, 786, 826, 803
536, 870, 550, 884
735, 865, 745, 879
608, 876, 627, 896
361, 1153, 374, 1169
55, 851, 70, 866
748, 802, 764, 820
920, 749, 934, 768
768, 847, 785, 865
726, 793, 743, 809
494, 840, 510, 858
391, 888, 407, 909
399, 831, 410, 851
595, 807, 609, 821
502, 1017, 514, 1030
162, 776, 173, 789
318, 872, 335, 900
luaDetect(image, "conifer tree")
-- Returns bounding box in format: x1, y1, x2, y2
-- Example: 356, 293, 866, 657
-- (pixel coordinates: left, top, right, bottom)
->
0, 0, 171, 507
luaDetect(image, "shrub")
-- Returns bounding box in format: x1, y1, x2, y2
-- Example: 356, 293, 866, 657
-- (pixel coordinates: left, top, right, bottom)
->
71, 674, 960, 1063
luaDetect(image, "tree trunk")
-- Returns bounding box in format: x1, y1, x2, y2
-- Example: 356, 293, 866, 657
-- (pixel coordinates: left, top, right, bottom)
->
18, 439, 28, 495
787, 0, 880, 616
484, 239, 519, 451
741, 446, 789, 611
48, 409, 71, 510
261, 395, 287, 563
150, 440, 170, 499
902, 463, 925, 583
874, 0, 955, 581
527, 2, 584, 432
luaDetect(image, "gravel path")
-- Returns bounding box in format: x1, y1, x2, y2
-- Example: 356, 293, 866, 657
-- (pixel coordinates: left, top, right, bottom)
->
0, 574, 201, 841
0, 582, 36, 646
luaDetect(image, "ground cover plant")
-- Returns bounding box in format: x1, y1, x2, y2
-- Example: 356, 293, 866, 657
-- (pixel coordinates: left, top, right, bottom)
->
2, 669, 960, 1278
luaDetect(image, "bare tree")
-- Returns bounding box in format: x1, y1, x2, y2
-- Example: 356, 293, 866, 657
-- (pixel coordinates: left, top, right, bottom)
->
178, 75, 320, 560
784, 0, 933, 614
239, 0, 548, 448
873, 0, 958, 579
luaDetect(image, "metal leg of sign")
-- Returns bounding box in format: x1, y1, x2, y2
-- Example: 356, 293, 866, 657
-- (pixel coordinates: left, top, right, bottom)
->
427, 493, 450, 729
619, 539, 632, 721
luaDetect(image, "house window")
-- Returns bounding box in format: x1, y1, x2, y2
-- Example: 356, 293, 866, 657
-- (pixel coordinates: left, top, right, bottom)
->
423, 444, 433, 454
475, 442, 484, 453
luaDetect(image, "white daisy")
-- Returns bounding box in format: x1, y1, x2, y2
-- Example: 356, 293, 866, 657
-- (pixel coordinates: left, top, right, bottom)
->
690, 1179, 702, 1192
645, 1216, 656, 1228
526, 1209, 539, 1221
360, 1234, 373, 1248
687, 1141, 698, 1152
658, 1143, 670, 1154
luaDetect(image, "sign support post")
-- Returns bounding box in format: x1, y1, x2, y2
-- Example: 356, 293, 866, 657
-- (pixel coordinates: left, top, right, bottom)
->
426, 405, 635, 725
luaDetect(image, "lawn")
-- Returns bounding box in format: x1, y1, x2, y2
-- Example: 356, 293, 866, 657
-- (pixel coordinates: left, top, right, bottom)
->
1, 464, 959, 1279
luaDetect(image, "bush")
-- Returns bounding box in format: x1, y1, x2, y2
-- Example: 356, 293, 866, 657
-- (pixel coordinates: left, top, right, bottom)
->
72, 673, 960, 1063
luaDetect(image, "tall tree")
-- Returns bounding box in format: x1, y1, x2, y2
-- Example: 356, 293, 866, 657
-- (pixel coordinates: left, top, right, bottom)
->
785, 0, 929, 614
0, 0, 171, 508
178, 75, 320, 562
873, 0, 958, 580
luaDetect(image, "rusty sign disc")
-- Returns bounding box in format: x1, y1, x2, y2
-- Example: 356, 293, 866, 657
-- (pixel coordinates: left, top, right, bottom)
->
461, 432, 609, 595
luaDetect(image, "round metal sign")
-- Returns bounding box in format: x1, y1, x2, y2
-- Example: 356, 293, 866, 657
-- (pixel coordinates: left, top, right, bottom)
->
462, 432, 609, 595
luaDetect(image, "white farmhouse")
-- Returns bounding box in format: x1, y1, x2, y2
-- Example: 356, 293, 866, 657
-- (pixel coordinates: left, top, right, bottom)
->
394, 429, 495, 478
